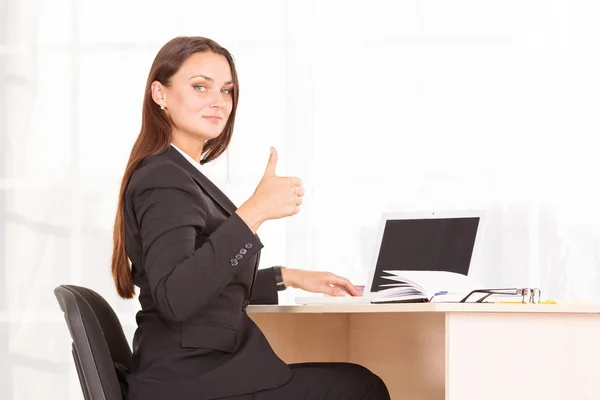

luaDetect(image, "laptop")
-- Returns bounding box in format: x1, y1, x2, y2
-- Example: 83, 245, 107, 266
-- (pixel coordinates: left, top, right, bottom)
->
294, 210, 485, 305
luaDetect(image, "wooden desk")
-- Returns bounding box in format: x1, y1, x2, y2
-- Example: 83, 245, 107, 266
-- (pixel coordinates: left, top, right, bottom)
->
248, 303, 600, 400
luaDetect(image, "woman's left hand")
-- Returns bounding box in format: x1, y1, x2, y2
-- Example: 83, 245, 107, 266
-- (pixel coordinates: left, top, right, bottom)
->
281, 268, 362, 297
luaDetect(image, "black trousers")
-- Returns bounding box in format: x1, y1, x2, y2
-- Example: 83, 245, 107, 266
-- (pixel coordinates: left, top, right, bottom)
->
221, 362, 391, 399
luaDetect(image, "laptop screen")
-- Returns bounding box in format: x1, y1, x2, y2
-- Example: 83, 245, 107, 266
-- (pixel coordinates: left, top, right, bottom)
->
369, 217, 480, 292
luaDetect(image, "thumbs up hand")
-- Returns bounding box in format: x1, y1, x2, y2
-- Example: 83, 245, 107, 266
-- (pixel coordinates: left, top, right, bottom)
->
236, 147, 305, 233
252, 147, 305, 220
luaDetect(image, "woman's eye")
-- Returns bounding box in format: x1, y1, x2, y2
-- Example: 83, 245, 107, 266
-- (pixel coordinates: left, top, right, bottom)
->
193, 85, 206, 91
221, 88, 232, 95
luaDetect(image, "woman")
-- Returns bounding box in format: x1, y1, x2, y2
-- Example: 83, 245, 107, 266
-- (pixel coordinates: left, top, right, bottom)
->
111, 36, 391, 400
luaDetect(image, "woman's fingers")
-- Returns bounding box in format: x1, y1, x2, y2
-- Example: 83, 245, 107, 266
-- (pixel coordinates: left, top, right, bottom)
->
327, 274, 361, 296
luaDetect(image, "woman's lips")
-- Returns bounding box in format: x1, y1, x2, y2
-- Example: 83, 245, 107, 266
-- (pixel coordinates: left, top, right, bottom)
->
202, 116, 221, 123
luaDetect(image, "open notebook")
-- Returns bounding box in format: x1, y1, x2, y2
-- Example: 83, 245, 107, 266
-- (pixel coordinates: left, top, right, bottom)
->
370, 270, 481, 303
295, 210, 485, 305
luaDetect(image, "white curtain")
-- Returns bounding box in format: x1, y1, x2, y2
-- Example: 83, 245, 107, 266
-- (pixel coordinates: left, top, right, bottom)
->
2, 0, 600, 398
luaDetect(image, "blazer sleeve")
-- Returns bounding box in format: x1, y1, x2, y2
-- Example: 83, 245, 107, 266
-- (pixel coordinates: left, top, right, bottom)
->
131, 162, 264, 323
249, 268, 279, 305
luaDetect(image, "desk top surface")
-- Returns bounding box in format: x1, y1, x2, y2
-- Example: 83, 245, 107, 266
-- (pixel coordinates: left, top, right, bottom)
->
248, 302, 600, 314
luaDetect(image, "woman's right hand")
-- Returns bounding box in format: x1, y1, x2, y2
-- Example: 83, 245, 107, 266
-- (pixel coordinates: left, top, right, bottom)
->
236, 147, 304, 231
252, 146, 305, 220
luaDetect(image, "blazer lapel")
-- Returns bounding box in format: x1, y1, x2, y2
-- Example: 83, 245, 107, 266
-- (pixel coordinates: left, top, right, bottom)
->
163, 146, 238, 216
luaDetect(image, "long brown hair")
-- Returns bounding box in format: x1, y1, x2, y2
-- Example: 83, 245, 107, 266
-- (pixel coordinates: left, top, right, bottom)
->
111, 36, 240, 299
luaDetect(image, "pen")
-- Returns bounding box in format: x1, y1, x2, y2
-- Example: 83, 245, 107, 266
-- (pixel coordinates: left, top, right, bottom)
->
428, 291, 449, 302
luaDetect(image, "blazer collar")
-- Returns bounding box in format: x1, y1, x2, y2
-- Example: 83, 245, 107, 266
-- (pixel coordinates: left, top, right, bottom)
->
162, 145, 237, 215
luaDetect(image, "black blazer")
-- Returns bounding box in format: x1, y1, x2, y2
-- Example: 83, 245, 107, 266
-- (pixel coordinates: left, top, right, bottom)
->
121, 145, 292, 400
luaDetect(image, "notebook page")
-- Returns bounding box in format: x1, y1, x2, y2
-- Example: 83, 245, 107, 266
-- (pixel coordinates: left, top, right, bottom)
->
381, 270, 481, 297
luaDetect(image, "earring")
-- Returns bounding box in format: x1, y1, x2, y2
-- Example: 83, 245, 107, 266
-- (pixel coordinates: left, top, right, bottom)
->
160, 104, 165, 110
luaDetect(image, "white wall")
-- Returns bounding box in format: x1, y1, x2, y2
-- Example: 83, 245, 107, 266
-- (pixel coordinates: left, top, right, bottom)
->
2, 0, 600, 398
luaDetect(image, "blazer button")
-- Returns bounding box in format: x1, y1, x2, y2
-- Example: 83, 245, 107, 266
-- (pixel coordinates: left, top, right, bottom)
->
235, 254, 243, 260
239, 248, 247, 255
230, 259, 238, 267
244, 243, 253, 249
242, 300, 249, 312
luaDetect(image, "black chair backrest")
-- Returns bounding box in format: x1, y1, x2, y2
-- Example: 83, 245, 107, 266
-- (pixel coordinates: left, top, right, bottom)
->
54, 285, 132, 400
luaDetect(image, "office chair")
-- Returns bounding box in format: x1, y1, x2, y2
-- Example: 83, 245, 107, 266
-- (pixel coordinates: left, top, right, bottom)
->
54, 285, 132, 400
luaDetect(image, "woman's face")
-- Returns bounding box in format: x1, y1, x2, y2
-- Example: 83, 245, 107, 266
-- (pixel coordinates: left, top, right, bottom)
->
154, 51, 234, 144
